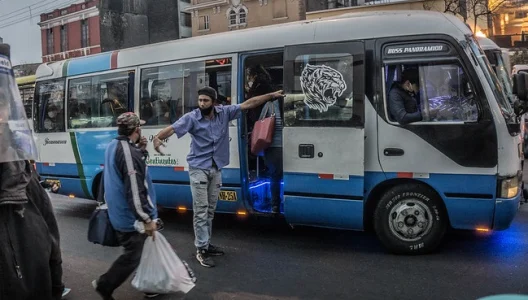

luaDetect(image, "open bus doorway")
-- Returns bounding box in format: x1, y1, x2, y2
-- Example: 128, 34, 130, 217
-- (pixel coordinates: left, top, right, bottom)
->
242, 52, 284, 214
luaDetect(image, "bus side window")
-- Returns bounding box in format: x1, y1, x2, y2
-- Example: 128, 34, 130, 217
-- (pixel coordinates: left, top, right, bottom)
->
67, 71, 130, 129
385, 62, 478, 124
34, 79, 66, 133
285, 52, 362, 127
139, 58, 232, 127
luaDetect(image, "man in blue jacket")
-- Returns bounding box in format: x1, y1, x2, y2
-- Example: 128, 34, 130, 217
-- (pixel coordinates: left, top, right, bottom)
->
92, 112, 158, 300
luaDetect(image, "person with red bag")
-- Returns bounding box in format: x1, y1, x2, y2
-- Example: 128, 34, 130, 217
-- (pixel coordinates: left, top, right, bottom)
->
152, 86, 284, 268
257, 97, 283, 214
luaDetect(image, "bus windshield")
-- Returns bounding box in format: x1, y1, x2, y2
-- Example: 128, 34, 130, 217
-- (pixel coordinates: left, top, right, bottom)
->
467, 36, 515, 121
485, 49, 515, 105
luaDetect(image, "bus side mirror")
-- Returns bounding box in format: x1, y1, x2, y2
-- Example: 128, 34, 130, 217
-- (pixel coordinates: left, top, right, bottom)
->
513, 73, 528, 101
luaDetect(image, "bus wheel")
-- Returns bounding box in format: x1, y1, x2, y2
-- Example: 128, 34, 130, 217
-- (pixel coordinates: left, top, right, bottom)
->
374, 183, 447, 255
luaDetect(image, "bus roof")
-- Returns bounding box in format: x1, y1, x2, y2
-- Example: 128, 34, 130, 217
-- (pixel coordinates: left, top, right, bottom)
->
35, 10, 471, 81
15, 74, 36, 86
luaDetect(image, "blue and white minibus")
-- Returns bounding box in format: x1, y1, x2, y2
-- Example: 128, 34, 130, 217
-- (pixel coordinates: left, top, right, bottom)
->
32, 11, 523, 254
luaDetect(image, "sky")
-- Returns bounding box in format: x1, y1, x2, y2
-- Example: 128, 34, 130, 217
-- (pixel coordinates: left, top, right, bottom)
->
0, 0, 82, 66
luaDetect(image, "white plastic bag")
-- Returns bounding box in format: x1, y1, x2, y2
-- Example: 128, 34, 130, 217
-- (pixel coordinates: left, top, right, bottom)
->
131, 232, 196, 294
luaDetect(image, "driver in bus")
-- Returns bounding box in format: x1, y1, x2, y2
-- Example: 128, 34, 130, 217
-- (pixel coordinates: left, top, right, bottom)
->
388, 68, 423, 125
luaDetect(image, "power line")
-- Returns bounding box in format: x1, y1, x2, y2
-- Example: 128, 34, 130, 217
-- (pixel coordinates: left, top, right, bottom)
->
0, 0, 83, 30
0, 0, 63, 24
0, 0, 55, 19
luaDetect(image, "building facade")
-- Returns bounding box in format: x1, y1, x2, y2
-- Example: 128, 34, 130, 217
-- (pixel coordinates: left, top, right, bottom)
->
184, 0, 305, 36
39, 0, 100, 63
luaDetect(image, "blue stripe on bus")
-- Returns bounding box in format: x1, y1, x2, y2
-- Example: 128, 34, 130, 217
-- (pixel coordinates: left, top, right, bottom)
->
283, 173, 363, 198
66, 53, 112, 76
37, 162, 80, 178
284, 196, 364, 230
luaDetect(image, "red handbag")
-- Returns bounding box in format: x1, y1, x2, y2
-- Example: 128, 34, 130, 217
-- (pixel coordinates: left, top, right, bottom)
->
251, 102, 275, 155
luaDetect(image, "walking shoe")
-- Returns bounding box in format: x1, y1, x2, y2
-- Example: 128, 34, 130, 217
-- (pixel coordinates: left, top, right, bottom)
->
62, 287, 71, 298
92, 280, 115, 300
207, 244, 224, 256
182, 260, 197, 283
144, 293, 160, 298
196, 249, 215, 267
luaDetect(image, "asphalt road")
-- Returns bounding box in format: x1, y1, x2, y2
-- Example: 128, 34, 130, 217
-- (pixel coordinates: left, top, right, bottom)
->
52, 192, 528, 300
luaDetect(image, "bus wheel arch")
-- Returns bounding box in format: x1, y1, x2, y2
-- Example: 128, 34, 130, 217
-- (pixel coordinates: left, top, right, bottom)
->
91, 172, 103, 201
366, 179, 449, 254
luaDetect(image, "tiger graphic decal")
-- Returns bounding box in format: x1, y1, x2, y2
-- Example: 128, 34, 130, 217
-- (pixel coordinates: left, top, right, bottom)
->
299, 64, 348, 113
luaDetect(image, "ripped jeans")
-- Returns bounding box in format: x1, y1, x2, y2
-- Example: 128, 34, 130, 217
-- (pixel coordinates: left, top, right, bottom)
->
189, 166, 222, 250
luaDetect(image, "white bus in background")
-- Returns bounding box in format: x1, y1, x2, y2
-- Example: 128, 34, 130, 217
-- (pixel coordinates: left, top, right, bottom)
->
32, 11, 524, 254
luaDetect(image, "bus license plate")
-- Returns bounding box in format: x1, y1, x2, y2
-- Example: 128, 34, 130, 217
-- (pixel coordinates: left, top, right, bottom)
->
218, 190, 237, 202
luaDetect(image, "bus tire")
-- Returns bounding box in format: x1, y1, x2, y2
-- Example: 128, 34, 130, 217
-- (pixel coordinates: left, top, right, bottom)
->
374, 183, 447, 255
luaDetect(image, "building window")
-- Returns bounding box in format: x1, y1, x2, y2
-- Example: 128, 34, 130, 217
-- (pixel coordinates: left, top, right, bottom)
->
47, 28, 54, 55
47, 14, 53, 19
199, 15, 210, 30
181, 12, 192, 27
272, 0, 287, 19
60, 25, 68, 52
61, 9, 68, 15
229, 10, 237, 25
227, 6, 248, 26
81, 19, 89, 48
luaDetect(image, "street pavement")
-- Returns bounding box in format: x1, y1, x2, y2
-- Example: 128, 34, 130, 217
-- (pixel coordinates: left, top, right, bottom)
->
52, 192, 528, 300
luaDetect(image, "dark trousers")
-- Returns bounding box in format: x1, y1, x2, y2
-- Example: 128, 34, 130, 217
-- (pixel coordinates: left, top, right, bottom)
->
263, 147, 283, 209
97, 231, 146, 296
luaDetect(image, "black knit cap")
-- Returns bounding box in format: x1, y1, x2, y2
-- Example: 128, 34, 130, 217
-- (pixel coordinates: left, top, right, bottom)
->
198, 86, 217, 101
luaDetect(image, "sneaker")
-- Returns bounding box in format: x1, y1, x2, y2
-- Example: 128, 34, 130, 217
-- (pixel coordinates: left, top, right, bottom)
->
144, 293, 160, 298
196, 249, 215, 267
207, 244, 224, 256
182, 260, 197, 283
92, 280, 115, 300
62, 287, 71, 298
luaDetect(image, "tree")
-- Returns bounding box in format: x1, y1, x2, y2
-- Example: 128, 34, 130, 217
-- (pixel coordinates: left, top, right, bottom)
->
443, 0, 468, 22
467, 0, 506, 35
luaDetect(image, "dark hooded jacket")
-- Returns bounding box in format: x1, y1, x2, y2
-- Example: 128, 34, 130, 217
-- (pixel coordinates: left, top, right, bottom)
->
0, 160, 64, 300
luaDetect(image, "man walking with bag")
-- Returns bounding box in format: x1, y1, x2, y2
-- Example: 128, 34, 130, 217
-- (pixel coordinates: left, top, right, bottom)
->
92, 112, 159, 300
153, 86, 284, 268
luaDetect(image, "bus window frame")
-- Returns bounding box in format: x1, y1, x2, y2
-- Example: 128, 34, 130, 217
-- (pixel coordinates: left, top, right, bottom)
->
65, 68, 136, 132
136, 53, 238, 129
382, 57, 485, 126
377, 36, 493, 127
34, 78, 67, 133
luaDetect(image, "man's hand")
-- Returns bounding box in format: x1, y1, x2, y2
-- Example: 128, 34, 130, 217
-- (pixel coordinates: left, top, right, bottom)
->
153, 136, 166, 155
270, 90, 285, 99
138, 136, 148, 151
144, 220, 157, 240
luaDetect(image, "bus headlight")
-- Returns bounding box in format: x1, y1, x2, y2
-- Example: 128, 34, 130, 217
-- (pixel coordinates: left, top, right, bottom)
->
499, 175, 520, 198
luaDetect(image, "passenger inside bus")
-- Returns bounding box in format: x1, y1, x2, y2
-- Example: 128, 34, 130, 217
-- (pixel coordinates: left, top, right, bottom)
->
243, 53, 285, 214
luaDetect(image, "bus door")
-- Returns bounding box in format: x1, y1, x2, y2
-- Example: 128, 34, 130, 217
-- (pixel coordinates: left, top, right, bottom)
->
281, 41, 366, 229
377, 40, 499, 229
